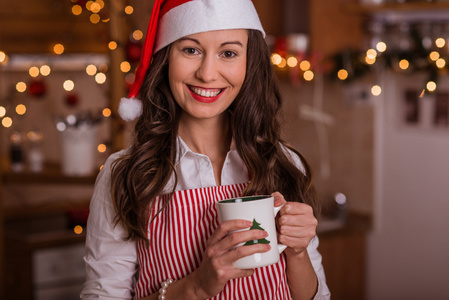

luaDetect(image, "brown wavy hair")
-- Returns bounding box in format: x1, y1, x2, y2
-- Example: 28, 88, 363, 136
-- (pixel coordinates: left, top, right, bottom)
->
111, 30, 316, 243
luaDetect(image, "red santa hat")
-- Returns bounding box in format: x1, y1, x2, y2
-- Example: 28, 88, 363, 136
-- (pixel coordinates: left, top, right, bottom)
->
119, 0, 265, 121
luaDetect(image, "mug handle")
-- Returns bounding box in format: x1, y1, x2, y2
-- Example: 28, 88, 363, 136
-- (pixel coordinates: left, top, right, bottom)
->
273, 204, 288, 254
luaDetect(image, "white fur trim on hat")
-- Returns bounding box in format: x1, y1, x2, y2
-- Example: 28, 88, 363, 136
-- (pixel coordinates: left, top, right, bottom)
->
118, 97, 143, 122
154, 0, 265, 53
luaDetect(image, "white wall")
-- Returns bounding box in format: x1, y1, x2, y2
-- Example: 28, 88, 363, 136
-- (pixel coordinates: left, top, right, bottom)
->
367, 72, 449, 299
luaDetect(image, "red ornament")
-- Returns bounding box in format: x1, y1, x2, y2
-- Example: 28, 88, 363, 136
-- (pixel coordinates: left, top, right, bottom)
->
28, 79, 47, 98
126, 40, 142, 63
65, 92, 79, 107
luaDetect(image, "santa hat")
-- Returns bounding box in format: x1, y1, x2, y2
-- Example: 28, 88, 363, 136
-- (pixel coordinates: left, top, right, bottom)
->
118, 0, 265, 122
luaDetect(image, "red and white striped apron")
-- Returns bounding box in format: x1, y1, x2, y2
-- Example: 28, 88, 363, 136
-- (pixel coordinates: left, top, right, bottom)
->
135, 183, 291, 299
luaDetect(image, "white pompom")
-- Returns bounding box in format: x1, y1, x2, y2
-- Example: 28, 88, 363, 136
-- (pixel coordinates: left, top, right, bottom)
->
118, 97, 143, 121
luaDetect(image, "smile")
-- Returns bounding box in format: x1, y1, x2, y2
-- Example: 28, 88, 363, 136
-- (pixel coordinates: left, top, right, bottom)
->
189, 86, 223, 97
187, 85, 225, 103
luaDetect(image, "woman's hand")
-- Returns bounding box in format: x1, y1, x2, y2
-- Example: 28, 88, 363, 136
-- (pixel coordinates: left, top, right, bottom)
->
190, 219, 271, 299
272, 192, 317, 258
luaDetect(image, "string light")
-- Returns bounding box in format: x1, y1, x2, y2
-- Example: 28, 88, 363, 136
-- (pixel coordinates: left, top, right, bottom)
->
133, 30, 144, 41
429, 51, 440, 61
435, 38, 446, 48
97, 144, 107, 153
436, 58, 446, 69
29, 66, 40, 77
86, 64, 97, 76
0, 51, 7, 63
63, 80, 75, 91
376, 42, 387, 53
278, 58, 287, 69
16, 104, 26, 115
0, 106, 6, 117
2, 117, 12, 128
371, 85, 382, 96
90, 13, 100, 24
53, 43, 65, 55
366, 49, 377, 59
287, 56, 298, 68
299, 60, 311, 71
125, 5, 134, 14
338, 69, 348, 80
72, 5, 82, 15
16, 82, 27, 93
74, 225, 83, 235
95, 72, 106, 84
108, 41, 118, 50
399, 59, 409, 70
120, 61, 131, 73
40, 65, 51, 76
303, 70, 314, 81
270, 53, 282, 66
102, 108, 111, 117
426, 81, 437, 92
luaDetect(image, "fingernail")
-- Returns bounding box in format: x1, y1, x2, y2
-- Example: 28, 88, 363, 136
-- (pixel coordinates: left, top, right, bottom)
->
245, 220, 253, 227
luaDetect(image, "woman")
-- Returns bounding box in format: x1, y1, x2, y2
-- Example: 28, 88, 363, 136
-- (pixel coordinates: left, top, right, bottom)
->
81, 0, 330, 299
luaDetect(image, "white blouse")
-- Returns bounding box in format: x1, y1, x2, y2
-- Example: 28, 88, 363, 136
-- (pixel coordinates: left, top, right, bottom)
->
81, 136, 330, 299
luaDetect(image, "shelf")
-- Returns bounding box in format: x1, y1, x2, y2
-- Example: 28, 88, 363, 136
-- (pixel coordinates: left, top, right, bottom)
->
347, 2, 449, 14
1, 162, 98, 185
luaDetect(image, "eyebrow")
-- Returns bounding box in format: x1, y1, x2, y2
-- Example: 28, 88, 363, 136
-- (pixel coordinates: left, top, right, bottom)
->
178, 37, 244, 48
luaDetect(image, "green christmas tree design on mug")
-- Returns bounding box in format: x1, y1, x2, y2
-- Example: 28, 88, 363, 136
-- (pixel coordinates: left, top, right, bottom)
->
244, 218, 270, 246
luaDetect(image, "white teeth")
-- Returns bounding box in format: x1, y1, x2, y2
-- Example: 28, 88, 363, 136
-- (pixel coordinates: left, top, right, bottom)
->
191, 87, 221, 97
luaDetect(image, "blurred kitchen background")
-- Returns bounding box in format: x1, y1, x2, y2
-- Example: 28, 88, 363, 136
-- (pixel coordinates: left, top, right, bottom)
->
1, 0, 449, 299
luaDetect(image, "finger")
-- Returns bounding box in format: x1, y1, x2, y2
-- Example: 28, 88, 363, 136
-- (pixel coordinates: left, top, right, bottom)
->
278, 224, 316, 239
271, 191, 286, 207
221, 228, 269, 250
224, 243, 271, 265
280, 202, 314, 216
278, 212, 317, 227
207, 219, 252, 245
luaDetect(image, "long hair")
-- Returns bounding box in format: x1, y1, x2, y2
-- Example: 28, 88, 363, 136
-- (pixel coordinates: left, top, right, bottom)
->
111, 30, 316, 243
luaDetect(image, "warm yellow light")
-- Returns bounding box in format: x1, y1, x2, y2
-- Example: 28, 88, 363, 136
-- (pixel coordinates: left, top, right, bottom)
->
86, 0, 94, 10
436, 58, 446, 69
429, 51, 440, 61
63, 80, 75, 91
132, 30, 144, 41
270, 53, 282, 65
72, 4, 82, 15
29, 66, 40, 77
365, 56, 376, 65
366, 49, 377, 59
108, 41, 117, 50
90, 13, 100, 24
53, 43, 65, 55
337, 69, 348, 80
427, 81, 437, 92
95, 72, 106, 84
102, 17, 110, 23
299, 60, 311, 71
278, 58, 287, 68
74, 225, 83, 235
102, 108, 111, 117
303, 70, 314, 81
86, 64, 97, 76
97, 144, 107, 153
16, 104, 26, 115
16, 82, 27, 93
0, 106, 6, 117
376, 42, 387, 53
120, 61, 131, 73
96, 0, 105, 9
2, 117, 12, 128
435, 38, 446, 48
399, 59, 409, 70
40, 65, 51, 76
125, 5, 134, 14
0, 51, 6, 63
371, 85, 382, 96
99, 164, 104, 171
90, 2, 101, 13
287, 56, 298, 68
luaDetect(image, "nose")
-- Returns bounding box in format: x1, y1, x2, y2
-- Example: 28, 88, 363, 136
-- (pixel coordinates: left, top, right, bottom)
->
195, 54, 219, 82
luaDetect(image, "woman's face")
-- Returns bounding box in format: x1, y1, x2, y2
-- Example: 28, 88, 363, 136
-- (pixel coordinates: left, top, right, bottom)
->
168, 29, 248, 122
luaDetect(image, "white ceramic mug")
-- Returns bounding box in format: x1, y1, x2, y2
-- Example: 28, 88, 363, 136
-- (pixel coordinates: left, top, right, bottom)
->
217, 195, 287, 269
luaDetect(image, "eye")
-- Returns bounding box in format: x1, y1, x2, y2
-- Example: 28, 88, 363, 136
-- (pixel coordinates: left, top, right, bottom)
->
183, 47, 199, 55
222, 50, 237, 58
